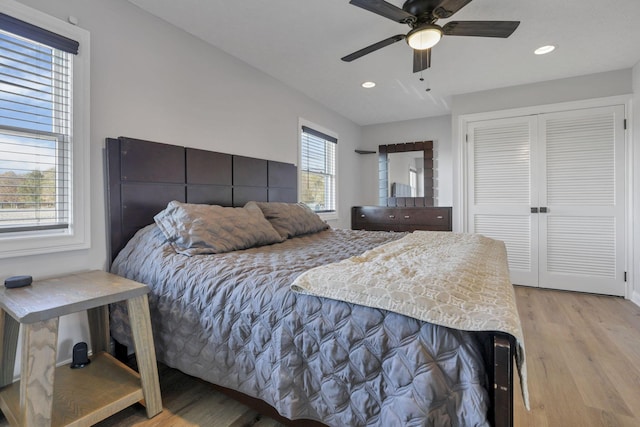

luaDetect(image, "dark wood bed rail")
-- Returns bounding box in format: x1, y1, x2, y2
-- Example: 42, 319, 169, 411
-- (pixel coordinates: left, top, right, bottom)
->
105, 136, 515, 427
491, 333, 515, 427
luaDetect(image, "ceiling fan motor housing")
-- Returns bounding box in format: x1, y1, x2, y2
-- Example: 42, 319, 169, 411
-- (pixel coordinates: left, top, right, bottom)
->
403, 0, 448, 24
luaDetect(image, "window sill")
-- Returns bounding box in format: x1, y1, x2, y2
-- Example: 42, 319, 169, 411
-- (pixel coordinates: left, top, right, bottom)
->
318, 212, 338, 222
0, 231, 90, 259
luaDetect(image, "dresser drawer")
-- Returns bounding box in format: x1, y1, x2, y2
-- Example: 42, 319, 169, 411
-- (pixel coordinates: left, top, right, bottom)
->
353, 206, 403, 224
352, 206, 452, 232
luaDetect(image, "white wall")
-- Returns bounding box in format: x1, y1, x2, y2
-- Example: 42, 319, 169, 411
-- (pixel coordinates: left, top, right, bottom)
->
360, 115, 452, 206
451, 69, 633, 227
4, 0, 363, 365
632, 62, 640, 306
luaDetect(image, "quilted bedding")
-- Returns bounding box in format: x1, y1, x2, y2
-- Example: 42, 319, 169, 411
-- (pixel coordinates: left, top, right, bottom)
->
110, 225, 493, 426
292, 231, 528, 409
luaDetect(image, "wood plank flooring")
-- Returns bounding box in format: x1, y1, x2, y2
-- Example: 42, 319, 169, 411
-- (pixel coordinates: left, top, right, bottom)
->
0, 286, 639, 426
93, 363, 278, 427
513, 286, 640, 427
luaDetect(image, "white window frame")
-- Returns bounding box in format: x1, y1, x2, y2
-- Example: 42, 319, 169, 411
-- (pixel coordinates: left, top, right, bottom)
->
298, 118, 338, 221
0, 0, 90, 258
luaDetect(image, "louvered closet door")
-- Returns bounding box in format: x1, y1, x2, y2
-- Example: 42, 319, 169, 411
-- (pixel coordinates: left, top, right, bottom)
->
538, 105, 625, 296
467, 116, 539, 287
467, 105, 626, 295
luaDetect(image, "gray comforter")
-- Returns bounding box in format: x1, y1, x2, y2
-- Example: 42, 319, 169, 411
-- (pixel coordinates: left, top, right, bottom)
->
110, 225, 490, 426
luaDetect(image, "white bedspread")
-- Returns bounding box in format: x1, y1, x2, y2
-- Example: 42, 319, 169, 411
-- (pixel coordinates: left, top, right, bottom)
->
292, 230, 529, 408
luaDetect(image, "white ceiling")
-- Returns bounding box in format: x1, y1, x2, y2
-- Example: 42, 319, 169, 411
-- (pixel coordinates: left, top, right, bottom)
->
128, 0, 640, 126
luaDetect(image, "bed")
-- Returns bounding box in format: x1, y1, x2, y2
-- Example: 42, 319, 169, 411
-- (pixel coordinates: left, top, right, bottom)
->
105, 136, 527, 427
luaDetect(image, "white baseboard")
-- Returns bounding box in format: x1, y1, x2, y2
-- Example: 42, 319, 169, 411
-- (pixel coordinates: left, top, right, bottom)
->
630, 289, 640, 308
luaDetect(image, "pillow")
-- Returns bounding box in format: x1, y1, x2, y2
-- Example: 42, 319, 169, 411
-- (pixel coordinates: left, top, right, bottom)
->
154, 201, 284, 256
245, 201, 329, 239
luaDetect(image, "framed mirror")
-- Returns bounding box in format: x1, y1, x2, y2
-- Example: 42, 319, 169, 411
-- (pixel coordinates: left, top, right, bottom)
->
379, 141, 434, 207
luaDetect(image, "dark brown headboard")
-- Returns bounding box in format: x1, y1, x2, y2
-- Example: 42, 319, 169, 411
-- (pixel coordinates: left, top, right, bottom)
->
106, 137, 297, 262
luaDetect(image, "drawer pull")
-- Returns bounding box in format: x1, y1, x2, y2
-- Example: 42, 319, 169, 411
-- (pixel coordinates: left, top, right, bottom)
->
404, 215, 410, 219
437, 215, 443, 219
360, 214, 366, 218
389, 215, 395, 219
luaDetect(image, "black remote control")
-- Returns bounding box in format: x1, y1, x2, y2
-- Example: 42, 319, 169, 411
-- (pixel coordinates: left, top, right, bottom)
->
4, 275, 32, 288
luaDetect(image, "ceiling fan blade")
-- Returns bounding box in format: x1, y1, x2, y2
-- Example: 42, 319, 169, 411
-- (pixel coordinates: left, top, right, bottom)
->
433, 0, 473, 19
349, 0, 415, 23
413, 48, 432, 73
443, 21, 520, 37
341, 34, 406, 62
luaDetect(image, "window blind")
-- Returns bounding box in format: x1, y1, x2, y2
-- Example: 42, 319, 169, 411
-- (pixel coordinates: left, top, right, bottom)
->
300, 126, 336, 213
0, 18, 76, 233
0, 13, 79, 54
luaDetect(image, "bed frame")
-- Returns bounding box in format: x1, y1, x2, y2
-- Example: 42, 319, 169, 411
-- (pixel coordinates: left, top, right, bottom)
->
105, 136, 515, 427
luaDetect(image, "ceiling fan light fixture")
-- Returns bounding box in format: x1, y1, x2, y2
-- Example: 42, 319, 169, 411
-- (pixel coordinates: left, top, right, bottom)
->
406, 25, 442, 50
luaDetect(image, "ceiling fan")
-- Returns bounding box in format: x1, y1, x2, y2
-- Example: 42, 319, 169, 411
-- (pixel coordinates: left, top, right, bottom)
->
342, 0, 520, 73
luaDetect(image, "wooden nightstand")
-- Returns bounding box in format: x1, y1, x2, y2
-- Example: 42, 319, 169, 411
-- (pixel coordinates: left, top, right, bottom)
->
0, 270, 162, 426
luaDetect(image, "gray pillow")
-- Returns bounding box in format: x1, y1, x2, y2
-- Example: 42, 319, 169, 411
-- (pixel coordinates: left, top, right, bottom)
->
154, 201, 284, 256
245, 201, 329, 239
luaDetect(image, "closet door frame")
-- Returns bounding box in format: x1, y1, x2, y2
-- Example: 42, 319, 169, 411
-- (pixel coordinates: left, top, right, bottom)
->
455, 94, 632, 298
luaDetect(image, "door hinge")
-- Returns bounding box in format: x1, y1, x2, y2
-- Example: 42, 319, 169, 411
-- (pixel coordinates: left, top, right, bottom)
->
466, 134, 469, 142
624, 271, 627, 282
624, 119, 627, 130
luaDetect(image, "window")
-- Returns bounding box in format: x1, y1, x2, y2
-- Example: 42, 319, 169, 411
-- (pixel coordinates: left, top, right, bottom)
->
299, 124, 337, 215
409, 168, 417, 197
0, 1, 90, 258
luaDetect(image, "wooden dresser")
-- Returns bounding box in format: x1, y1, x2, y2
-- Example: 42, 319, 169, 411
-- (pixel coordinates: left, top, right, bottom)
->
351, 206, 452, 232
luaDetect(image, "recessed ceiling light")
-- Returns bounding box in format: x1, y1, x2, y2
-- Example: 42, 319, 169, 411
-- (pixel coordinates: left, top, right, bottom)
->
361, 81, 376, 88
534, 45, 556, 55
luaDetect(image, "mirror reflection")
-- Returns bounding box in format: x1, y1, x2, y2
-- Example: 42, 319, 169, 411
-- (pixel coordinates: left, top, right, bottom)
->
387, 151, 424, 198
378, 141, 434, 207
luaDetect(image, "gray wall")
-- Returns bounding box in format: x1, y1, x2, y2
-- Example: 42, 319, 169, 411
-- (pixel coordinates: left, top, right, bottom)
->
360, 115, 452, 206
6, 0, 363, 278
451, 69, 633, 228
5, 0, 363, 364
451, 69, 632, 117
4, 0, 639, 367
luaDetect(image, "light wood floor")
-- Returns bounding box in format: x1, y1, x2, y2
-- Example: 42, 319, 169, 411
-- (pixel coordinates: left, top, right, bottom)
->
513, 286, 640, 427
1, 286, 639, 426
93, 363, 284, 427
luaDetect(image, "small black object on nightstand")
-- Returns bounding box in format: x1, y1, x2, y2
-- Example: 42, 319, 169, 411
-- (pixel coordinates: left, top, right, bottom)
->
4, 275, 32, 288
70, 342, 91, 368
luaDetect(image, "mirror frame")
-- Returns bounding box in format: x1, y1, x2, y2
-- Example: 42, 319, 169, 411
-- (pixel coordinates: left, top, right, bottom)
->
379, 141, 434, 207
